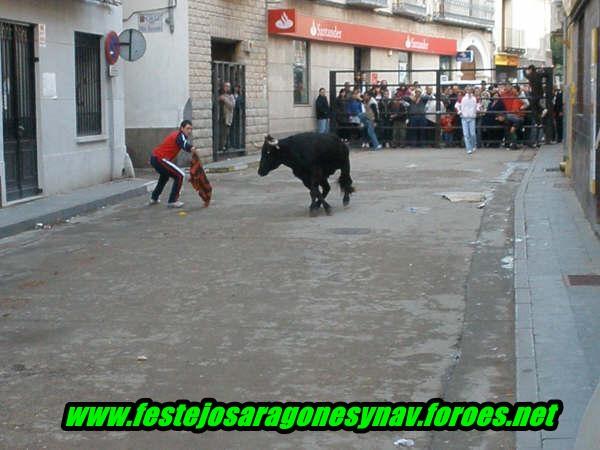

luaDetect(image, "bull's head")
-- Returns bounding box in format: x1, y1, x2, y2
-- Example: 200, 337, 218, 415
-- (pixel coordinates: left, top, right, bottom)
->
257, 135, 281, 177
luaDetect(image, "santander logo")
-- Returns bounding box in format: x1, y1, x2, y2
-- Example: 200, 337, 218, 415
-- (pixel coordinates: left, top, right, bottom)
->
309, 20, 342, 40
275, 11, 294, 30
404, 34, 429, 51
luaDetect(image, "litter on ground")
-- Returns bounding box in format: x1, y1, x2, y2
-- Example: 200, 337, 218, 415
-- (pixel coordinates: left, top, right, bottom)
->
440, 192, 486, 203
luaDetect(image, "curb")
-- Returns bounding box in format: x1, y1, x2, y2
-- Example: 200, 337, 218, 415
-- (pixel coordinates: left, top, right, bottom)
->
0, 181, 155, 240
514, 151, 542, 450
204, 158, 260, 174
206, 163, 250, 174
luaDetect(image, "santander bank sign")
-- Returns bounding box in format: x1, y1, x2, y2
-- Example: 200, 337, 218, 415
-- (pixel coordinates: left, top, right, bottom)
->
404, 35, 430, 51
309, 20, 343, 40
267, 9, 456, 56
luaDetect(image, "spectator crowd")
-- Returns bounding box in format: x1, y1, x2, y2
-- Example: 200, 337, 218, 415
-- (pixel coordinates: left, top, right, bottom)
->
315, 69, 563, 153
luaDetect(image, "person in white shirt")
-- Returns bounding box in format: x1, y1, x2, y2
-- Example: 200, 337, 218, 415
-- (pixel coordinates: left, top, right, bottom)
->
455, 87, 481, 154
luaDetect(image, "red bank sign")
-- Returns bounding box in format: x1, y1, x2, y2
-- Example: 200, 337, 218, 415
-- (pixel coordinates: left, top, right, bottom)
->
268, 9, 457, 56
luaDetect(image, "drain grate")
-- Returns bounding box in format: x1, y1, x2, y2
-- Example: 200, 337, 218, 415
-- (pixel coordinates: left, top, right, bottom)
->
330, 228, 371, 235
565, 275, 600, 286
545, 167, 561, 172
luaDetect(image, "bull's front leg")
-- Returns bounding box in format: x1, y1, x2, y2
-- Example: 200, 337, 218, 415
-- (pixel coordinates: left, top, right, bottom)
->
320, 179, 332, 215
301, 177, 321, 215
309, 170, 326, 216
309, 182, 322, 216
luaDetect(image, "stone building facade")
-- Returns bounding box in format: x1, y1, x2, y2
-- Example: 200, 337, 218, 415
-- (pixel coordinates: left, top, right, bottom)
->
124, 0, 268, 165
267, 0, 495, 136
187, 0, 269, 160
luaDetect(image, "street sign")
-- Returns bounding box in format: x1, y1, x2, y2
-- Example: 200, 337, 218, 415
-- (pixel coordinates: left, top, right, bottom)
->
104, 31, 120, 65
456, 51, 474, 63
119, 29, 146, 62
139, 13, 164, 33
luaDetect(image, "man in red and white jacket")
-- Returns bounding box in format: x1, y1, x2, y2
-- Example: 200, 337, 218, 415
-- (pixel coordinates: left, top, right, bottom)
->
149, 120, 196, 208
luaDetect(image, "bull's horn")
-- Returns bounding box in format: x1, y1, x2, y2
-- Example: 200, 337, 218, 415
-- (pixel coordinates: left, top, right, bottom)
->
251, 142, 261, 148
268, 138, 279, 146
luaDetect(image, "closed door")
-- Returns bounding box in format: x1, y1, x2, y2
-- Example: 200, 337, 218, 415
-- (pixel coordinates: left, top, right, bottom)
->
1, 22, 38, 202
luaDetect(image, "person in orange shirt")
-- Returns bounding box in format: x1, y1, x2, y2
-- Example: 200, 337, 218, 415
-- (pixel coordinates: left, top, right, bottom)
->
440, 113, 454, 147
498, 85, 524, 149
149, 120, 196, 208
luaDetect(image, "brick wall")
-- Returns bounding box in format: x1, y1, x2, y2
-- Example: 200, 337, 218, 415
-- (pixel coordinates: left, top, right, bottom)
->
188, 0, 268, 160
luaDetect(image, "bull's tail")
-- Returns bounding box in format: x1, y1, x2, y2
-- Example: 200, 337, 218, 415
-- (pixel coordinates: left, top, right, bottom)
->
338, 148, 354, 206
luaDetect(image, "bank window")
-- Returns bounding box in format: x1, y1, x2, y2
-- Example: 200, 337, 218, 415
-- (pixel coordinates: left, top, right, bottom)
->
398, 51, 411, 84
75, 32, 102, 136
440, 56, 452, 80
293, 40, 309, 105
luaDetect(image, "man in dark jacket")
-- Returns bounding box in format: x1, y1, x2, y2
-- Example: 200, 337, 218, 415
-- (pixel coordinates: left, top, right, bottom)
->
315, 88, 330, 133
525, 65, 551, 146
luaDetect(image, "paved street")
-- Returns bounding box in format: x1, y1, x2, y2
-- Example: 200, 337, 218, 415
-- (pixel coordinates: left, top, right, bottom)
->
2, 148, 529, 449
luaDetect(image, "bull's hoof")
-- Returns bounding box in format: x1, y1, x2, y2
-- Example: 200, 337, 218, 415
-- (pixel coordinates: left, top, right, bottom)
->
309, 204, 320, 217
343, 196, 350, 207
323, 203, 332, 215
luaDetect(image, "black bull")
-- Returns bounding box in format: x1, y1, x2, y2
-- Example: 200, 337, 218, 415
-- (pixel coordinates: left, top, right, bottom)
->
257, 132, 355, 215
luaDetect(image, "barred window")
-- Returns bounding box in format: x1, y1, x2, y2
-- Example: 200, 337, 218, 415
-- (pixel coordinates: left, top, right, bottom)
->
440, 56, 452, 80
398, 51, 411, 84
75, 32, 102, 136
293, 40, 309, 105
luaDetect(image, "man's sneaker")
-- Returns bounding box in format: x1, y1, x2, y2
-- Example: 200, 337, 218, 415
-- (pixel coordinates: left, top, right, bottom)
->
375, 145, 383, 150
148, 198, 160, 205
167, 201, 185, 209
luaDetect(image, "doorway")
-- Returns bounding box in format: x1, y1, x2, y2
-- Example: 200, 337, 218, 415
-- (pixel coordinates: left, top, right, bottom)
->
1, 21, 39, 202
354, 47, 370, 90
211, 39, 246, 161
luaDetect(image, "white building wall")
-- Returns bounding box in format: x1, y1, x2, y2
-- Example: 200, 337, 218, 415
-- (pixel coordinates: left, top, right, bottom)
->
122, 0, 190, 166
123, 0, 190, 129
0, 0, 126, 198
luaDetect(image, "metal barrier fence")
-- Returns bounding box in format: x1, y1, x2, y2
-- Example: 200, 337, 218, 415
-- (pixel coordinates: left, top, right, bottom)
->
328, 67, 556, 149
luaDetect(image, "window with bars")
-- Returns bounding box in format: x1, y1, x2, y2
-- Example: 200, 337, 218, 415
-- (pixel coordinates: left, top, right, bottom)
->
293, 40, 309, 105
440, 55, 452, 80
75, 32, 102, 136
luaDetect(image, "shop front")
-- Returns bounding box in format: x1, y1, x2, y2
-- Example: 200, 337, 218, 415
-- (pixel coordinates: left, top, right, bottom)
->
494, 53, 521, 83
267, 8, 458, 136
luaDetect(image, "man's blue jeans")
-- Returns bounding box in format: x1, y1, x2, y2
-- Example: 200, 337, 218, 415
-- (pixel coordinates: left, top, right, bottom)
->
461, 117, 476, 153
359, 113, 380, 148
317, 119, 329, 134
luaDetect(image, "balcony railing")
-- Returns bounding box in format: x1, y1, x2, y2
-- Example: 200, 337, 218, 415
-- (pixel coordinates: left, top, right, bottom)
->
436, 0, 494, 30
392, 0, 427, 18
346, 0, 388, 9
503, 28, 526, 54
